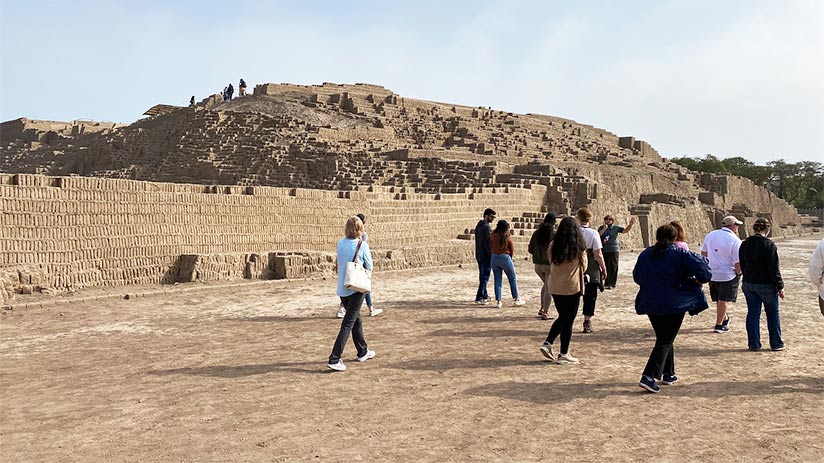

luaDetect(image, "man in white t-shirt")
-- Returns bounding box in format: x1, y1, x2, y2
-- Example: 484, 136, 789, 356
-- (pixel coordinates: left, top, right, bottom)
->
701, 215, 743, 333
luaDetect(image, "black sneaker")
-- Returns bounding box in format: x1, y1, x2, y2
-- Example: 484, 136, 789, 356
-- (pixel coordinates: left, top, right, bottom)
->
713, 324, 729, 333
662, 374, 678, 385
639, 375, 660, 393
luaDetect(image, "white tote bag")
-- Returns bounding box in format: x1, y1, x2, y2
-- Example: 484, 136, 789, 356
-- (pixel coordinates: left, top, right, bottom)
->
344, 239, 371, 293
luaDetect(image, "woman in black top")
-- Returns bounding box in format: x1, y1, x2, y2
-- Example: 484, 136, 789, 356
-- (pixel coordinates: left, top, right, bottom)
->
739, 218, 785, 351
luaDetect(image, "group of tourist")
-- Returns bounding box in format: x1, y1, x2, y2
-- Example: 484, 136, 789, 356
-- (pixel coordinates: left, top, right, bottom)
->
188, 79, 249, 107
325, 207, 824, 394
222, 79, 248, 101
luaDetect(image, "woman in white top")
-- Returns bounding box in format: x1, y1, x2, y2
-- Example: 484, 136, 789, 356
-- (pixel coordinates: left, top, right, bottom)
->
576, 208, 607, 334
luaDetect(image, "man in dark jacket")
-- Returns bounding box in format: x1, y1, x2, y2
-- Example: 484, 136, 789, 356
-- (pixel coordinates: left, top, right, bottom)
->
474, 208, 496, 304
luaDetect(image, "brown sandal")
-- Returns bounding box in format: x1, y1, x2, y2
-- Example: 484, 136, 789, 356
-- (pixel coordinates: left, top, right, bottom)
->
538, 309, 551, 320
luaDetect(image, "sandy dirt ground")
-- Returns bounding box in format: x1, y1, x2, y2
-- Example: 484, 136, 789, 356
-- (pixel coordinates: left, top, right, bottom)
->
1, 236, 823, 462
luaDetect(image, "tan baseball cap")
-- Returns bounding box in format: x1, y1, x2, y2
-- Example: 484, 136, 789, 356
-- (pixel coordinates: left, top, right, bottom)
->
721, 215, 743, 226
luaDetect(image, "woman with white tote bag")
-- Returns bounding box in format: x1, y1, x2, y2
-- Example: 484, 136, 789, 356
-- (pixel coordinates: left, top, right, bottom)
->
327, 216, 376, 371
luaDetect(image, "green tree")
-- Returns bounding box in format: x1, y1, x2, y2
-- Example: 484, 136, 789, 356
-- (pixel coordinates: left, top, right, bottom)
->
670, 155, 823, 209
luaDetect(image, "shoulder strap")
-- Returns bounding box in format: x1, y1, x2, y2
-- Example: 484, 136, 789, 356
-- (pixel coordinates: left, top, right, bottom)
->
352, 239, 363, 263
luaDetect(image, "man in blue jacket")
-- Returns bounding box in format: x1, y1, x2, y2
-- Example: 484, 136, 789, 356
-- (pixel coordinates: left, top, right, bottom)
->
474, 208, 496, 304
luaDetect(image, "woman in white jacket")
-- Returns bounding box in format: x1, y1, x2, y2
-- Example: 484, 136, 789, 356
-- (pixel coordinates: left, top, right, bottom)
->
809, 239, 824, 317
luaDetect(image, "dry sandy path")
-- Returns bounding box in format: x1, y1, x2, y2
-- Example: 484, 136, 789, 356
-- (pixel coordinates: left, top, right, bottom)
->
1, 236, 823, 462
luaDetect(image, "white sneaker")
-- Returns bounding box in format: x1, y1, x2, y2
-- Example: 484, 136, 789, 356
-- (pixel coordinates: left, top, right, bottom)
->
474, 300, 486, 305
357, 350, 376, 362
369, 307, 383, 317
336, 306, 346, 318
556, 353, 580, 365
496, 300, 503, 309
327, 360, 346, 371
513, 298, 526, 306
539, 344, 555, 361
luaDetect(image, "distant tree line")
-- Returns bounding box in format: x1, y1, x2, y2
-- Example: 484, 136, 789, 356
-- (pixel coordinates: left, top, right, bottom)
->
670, 155, 824, 209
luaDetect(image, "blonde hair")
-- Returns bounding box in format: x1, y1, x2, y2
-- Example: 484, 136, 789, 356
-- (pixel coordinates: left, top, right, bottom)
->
576, 208, 592, 223
669, 220, 686, 242
345, 216, 364, 239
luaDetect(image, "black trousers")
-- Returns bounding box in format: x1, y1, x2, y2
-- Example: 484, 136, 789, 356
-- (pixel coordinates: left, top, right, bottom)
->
545, 293, 581, 354
603, 251, 619, 288
329, 292, 368, 363
582, 282, 599, 317
642, 312, 685, 379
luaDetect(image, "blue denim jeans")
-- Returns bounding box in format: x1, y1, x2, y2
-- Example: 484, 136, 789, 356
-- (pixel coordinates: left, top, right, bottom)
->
475, 257, 492, 302
742, 281, 784, 350
491, 253, 519, 301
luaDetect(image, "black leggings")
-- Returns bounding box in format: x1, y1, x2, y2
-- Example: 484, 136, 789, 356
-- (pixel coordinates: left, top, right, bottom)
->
544, 293, 581, 354
642, 312, 685, 379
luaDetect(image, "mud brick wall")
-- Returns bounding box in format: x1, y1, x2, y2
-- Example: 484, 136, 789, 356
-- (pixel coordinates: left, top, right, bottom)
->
0, 174, 545, 303
628, 203, 715, 249
700, 174, 800, 226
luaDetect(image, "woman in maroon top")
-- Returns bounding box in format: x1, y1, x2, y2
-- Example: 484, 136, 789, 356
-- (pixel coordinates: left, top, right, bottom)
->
490, 220, 526, 309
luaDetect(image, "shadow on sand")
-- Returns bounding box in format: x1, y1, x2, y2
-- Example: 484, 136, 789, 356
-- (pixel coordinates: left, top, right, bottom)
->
465, 376, 824, 404
149, 361, 328, 378
383, 357, 549, 373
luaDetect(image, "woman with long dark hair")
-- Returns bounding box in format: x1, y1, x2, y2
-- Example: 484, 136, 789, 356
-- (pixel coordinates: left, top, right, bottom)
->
490, 220, 526, 308
633, 224, 711, 392
528, 213, 556, 320
539, 217, 587, 365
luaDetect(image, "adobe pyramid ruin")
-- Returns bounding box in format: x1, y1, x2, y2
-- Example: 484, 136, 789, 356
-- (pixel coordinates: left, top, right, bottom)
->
0, 82, 811, 304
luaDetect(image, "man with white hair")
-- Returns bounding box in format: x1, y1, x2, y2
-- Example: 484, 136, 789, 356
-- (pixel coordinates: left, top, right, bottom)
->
809, 238, 824, 317
701, 215, 743, 333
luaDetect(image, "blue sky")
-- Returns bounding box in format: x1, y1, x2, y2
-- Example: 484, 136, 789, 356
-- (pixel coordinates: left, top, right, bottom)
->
1, 0, 822, 163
